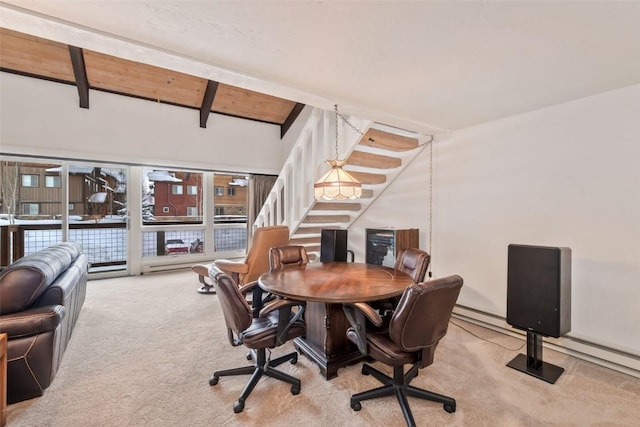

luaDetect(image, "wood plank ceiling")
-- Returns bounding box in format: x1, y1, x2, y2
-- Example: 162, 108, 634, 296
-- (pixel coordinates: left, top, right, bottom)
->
0, 28, 305, 137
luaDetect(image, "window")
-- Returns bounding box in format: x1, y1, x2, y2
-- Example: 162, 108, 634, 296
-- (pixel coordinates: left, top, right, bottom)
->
215, 186, 224, 197
215, 207, 224, 216
22, 203, 39, 215
68, 203, 75, 211
227, 187, 236, 196
187, 206, 198, 216
45, 175, 61, 188
21, 174, 39, 187
142, 168, 203, 225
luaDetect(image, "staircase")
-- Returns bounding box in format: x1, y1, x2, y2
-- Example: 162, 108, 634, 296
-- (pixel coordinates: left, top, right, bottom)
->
253, 107, 429, 254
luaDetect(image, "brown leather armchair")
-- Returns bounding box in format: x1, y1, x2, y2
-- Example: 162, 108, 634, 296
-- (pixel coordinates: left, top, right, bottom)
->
192, 225, 290, 294
346, 275, 463, 427
207, 266, 305, 413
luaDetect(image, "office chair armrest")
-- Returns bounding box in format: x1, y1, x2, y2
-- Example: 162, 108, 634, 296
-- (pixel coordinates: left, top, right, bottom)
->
260, 298, 306, 346
343, 302, 381, 356
345, 302, 382, 326
259, 297, 305, 317
238, 280, 259, 294
213, 259, 249, 274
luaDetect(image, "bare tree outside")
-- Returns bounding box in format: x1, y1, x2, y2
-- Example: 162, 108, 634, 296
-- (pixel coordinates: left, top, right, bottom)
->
0, 160, 19, 224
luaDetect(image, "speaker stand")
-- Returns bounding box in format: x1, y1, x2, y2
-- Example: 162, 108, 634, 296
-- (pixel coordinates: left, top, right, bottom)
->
507, 331, 564, 384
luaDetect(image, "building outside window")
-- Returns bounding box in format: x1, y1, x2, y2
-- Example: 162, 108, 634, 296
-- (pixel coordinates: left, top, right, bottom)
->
172, 184, 183, 195
215, 186, 224, 197
186, 206, 198, 216
227, 187, 236, 196
215, 207, 224, 216
22, 203, 39, 215
187, 185, 197, 195
162, 207, 170, 213
45, 175, 61, 188
21, 174, 39, 187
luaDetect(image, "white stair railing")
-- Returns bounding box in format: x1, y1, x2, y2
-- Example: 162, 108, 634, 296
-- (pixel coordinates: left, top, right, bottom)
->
253, 107, 371, 235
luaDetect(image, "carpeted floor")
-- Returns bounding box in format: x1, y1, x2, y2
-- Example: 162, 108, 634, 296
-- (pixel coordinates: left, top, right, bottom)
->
5, 270, 640, 426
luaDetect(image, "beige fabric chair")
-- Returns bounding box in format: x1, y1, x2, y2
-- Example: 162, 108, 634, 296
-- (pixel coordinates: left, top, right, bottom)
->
192, 225, 290, 294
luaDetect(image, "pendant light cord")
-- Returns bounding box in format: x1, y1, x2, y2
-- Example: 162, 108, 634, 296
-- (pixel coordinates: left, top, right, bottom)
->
428, 137, 433, 277
334, 105, 340, 159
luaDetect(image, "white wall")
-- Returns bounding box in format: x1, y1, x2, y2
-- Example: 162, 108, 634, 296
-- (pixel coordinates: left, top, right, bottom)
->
351, 85, 640, 355
0, 73, 283, 173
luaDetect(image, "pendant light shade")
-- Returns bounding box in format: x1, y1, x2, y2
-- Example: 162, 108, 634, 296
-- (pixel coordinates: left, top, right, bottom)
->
314, 105, 362, 200
314, 159, 362, 200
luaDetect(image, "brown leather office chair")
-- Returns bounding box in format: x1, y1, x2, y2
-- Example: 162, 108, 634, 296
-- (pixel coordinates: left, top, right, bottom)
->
346, 275, 463, 427
207, 266, 305, 413
269, 245, 310, 271
373, 247, 431, 315
395, 248, 431, 283
193, 225, 290, 294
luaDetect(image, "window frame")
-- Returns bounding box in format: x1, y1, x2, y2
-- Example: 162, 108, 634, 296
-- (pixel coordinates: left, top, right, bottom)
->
21, 174, 39, 187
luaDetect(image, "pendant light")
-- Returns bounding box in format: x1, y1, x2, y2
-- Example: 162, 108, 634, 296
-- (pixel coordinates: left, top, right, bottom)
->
314, 105, 362, 200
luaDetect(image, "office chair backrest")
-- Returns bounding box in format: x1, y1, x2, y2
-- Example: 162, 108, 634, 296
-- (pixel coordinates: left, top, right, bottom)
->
389, 275, 463, 368
242, 225, 290, 284
210, 267, 253, 344
394, 248, 431, 283
269, 245, 309, 271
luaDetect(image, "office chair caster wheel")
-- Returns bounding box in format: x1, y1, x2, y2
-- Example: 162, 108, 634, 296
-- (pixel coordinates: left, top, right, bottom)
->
361, 366, 370, 375
246, 352, 252, 360
444, 402, 456, 413
351, 400, 362, 411
291, 384, 301, 395
233, 400, 245, 413
290, 353, 298, 364
209, 375, 219, 386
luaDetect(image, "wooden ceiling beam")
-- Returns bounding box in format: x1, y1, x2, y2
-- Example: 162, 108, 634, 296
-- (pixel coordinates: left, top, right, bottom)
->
200, 80, 219, 128
68, 46, 89, 109
280, 103, 305, 138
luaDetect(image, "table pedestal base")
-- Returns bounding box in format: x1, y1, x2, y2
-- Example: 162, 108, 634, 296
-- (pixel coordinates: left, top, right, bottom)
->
295, 301, 363, 379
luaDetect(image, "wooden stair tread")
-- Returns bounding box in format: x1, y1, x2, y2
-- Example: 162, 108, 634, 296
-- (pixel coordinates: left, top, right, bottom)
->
294, 226, 344, 234
302, 214, 351, 223
360, 128, 419, 152
313, 202, 361, 211
289, 236, 321, 245
347, 170, 387, 185
348, 150, 401, 169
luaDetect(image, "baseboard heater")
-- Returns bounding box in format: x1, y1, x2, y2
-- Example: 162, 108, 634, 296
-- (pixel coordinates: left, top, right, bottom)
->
141, 262, 194, 274
452, 304, 640, 379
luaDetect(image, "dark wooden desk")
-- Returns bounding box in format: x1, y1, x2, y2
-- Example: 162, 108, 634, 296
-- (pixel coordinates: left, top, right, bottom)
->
259, 262, 413, 379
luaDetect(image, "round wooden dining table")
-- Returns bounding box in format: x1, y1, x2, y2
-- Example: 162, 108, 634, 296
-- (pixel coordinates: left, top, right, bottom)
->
259, 262, 414, 379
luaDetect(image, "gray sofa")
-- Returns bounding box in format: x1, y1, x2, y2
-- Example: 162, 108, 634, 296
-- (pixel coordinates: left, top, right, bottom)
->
0, 242, 88, 403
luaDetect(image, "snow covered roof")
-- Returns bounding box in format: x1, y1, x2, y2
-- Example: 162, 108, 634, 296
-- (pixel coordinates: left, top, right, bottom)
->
88, 192, 107, 203
147, 170, 182, 182
46, 166, 94, 174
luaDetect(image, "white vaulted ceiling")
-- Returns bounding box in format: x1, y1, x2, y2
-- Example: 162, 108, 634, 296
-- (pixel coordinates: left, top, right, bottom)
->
1, 1, 639, 134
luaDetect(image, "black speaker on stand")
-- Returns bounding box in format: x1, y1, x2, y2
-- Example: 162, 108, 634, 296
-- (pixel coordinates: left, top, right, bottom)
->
320, 229, 353, 262
506, 244, 571, 384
